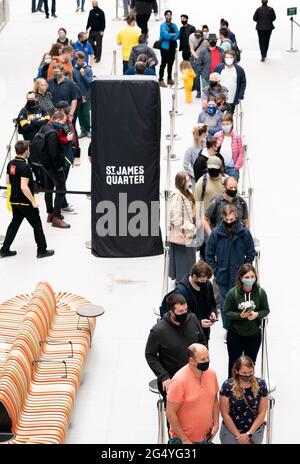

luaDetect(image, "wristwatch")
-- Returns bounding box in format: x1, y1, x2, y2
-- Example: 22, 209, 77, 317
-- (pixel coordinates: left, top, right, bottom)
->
246, 432, 253, 438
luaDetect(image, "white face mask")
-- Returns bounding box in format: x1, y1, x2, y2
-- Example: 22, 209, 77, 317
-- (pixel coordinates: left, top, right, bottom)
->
225, 57, 234, 66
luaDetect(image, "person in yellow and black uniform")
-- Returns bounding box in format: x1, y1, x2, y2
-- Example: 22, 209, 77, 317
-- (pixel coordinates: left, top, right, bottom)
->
0, 141, 54, 259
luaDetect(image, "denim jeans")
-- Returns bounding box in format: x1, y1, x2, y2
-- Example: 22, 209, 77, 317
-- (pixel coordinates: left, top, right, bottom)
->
76, 0, 85, 8
189, 57, 201, 95
225, 166, 240, 181
220, 422, 265, 444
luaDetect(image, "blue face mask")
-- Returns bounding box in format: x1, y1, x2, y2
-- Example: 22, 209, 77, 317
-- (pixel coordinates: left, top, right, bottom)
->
222, 124, 232, 133
207, 106, 217, 116
241, 278, 256, 288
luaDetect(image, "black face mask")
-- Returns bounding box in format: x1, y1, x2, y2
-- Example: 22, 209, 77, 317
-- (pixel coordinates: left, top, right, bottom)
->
209, 40, 217, 47
226, 188, 237, 198
239, 374, 253, 383
27, 100, 36, 107
181, 20, 188, 25
224, 220, 236, 229
208, 168, 220, 178
174, 312, 188, 324
209, 80, 218, 87
195, 281, 207, 289
197, 361, 209, 371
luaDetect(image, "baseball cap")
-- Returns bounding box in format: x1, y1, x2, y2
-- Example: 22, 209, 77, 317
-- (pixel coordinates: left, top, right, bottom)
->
207, 156, 222, 169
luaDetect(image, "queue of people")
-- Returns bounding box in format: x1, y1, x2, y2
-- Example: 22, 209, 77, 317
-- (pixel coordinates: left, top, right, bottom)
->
144, 1, 273, 445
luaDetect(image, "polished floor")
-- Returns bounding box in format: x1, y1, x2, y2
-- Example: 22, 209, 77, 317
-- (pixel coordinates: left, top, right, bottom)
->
0, 0, 299, 444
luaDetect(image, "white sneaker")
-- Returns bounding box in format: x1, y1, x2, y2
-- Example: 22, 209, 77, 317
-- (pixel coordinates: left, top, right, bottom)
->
223, 330, 228, 344
76, 6, 80, 12
62, 206, 77, 214
74, 158, 81, 166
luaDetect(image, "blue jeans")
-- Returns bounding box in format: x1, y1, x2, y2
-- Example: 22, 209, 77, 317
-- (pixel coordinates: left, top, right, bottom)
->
225, 166, 240, 181
189, 58, 201, 95
123, 60, 129, 74
76, 0, 85, 8
218, 284, 230, 330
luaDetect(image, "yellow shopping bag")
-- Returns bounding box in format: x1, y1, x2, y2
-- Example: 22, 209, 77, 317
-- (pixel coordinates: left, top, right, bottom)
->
6, 184, 12, 212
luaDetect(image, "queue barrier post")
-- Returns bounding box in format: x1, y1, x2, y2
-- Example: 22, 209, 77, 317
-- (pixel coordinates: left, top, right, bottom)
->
148, 379, 167, 444
112, 0, 122, 21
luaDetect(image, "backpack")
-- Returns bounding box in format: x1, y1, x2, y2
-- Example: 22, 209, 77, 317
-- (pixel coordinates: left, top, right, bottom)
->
223, 38, 241, 62
29, 124, 55, 167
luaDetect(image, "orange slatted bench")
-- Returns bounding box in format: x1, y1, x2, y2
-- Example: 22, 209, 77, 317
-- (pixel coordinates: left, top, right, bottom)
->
0, 282, 97, 444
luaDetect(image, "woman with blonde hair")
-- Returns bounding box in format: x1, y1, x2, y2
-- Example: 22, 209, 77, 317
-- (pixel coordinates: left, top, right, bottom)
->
168, 171, 197, 283
183, 124, 208, 189
219, 355, 268, 444
33, 78, 55, 116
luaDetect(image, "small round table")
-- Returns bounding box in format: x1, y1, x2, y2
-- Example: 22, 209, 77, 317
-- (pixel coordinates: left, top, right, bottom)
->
76, 304, 105, 346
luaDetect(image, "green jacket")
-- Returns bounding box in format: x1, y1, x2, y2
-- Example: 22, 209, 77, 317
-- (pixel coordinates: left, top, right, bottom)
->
223, 286, 270, 337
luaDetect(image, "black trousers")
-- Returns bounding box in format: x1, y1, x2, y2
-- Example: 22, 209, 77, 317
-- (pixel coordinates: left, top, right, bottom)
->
42, 167, 66, 215
182, 51, 191, 61
257, 30, 272, 58
152, 1, 158, 13
88, 31, 103, 61
2, 205, 47, 252
227, 330, 261, 379
159, 48, 176, 81
136, 13, 151, 34
32, 0, 44, 11
43, 0, 56, 16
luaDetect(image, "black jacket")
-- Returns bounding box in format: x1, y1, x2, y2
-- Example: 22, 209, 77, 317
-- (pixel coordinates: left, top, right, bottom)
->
42, 124, 65, 170
179, 23, 196, 53
17, 103, 49, 141
86, 7, 106, 32
145, 312, 206, 382
253, 5, 276, 31
193, 151, 225, 183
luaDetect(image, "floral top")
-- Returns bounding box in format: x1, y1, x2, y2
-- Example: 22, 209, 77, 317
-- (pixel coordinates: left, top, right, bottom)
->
220, 377, 268, 433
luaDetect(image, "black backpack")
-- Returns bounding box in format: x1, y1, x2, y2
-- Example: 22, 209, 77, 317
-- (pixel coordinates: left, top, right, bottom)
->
29, 124, 55, 167
223, 38, 241, 62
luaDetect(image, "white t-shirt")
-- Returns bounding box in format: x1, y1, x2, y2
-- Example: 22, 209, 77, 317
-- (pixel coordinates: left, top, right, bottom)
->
220, 135, 234, 167
220, 66, 237, 104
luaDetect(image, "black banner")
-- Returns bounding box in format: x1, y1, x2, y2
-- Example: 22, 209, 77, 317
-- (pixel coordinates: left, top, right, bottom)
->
91, 77, 163, 258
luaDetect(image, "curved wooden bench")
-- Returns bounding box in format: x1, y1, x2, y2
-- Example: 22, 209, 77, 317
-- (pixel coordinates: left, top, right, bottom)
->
0, 282, 97, 444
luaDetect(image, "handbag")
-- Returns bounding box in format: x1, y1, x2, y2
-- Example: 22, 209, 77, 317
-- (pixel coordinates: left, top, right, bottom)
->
153, 40, 161, 50
239, 386, 267, 443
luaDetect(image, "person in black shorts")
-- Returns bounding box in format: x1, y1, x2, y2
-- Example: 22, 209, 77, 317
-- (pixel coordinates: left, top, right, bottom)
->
0, 141, 54, 259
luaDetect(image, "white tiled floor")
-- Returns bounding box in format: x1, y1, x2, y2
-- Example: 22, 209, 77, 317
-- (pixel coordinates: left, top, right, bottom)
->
0, 0, 300, 444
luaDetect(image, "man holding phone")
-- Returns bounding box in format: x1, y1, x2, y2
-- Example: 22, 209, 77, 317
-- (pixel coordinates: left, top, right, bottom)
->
160, 261, 217, 344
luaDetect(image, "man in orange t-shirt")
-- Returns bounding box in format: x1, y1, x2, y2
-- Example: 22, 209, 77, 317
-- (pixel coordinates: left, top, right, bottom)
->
166, 343, 219, 444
